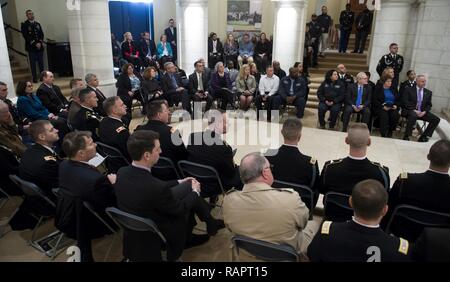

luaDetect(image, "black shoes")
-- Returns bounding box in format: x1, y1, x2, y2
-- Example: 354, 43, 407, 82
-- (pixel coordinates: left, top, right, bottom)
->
185, 234, 210, 249
418, 135, 429, 142
207, 219, 225, 236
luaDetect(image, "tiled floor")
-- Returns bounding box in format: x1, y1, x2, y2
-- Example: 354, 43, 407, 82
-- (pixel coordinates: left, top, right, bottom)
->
0, 107, 437, 262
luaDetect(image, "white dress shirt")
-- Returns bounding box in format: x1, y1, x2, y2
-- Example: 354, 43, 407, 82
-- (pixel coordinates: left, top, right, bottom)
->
259, 74, 280, 96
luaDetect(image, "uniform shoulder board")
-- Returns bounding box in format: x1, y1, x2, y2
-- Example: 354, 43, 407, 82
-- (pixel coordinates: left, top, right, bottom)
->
321, 221, 332, 235
329, 158, 343, 165
371, 161, 382, 167
225, 188, 237, 195
44, 156, 57, 162
400, 172, 408, 180
277, 188, 294, 193
398, 238, 409, 255
116, 126, 126, 133
310, 157, 317, 165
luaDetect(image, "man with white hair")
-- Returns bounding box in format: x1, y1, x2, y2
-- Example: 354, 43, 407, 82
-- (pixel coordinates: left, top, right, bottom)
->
223, 152, 318, 260
161, 62, 191, 115
402, 75, 440, 142
85, 73, 107, 116
342, 72, 372, 132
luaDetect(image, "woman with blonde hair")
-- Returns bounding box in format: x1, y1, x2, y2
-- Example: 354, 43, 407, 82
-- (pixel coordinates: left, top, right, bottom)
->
224, 33, 238, 69
236, 64, 256, 111
121, 32, 142, 71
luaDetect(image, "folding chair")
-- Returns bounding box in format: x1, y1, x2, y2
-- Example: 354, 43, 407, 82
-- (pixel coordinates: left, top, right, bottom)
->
96, 142, 130, 173
9, 175, 63, 257
105, 207, 167, 262
323, 191, 353, 222
385, 204, 450, 242
153, 157, 180, 180
231, 235, 298, 262
0, 186, 11, 211
272, 180, 314, 220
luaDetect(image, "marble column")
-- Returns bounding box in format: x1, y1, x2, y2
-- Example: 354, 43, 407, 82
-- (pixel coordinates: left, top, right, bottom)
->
67, 0, 116, 97
176, 0, 208, 75
368, 0, 417, 82
271, 0, 308, 72
0, 9, 15, 98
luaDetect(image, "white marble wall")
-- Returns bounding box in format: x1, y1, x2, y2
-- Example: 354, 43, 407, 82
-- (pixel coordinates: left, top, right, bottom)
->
0, 9, 15, 98
176, 0, 208, 75
272, 0, 308, 72
67, 0, 116, 97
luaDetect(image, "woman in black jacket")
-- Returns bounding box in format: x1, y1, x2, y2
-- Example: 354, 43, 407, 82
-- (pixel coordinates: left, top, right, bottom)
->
141, 66, 164, 107
373, 77, 400, 138
254, 32, 272, 73
116, 63, 143, 120
317, 69, 345, 129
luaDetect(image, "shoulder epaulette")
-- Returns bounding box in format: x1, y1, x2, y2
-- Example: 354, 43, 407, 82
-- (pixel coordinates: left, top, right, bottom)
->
310, 157, 317, 165
44, 156, 57, 162
321, 221, 332, 235
327, 158, 343, 166
400, 172, 408, 180
398, 238, 409, 255
277, 188, 294, 193
116, 126, 127, 133
225, 188, 237, 195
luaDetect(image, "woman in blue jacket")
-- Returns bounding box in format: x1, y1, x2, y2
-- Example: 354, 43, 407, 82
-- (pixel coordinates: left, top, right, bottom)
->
16, 81, 52, 121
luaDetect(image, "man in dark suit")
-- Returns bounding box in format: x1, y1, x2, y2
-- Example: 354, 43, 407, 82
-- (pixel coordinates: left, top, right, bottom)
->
21, 10, 44, 83
412, 228, 450, 262
114, 130, 223, 261
136, 100, 188, 180
187, 110, 242, 197
164, 19, 177, 62
36, 71, 69, 117
385, 140, 450, 240
208, 33, 223, 69
353, 6, 373, 54
72, 88, 101, 141
402, 75, 440, 142
265, 118, 320, 207
161, 62, 191, 115
19, 120, 60, 197
189, 60, 213, 115
319, 123, 390, 221
342, 72, 372, 132
139, 31, 158, 69
85, 73, 107, 117
274, 68, 308, 119
399, 70, 416, 107
57, 131, 116, 262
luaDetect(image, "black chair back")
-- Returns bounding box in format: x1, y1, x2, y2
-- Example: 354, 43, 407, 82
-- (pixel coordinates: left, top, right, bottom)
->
232, 235, 298, 262
83, 202, 117, 234
177, 160, 225, 196
323, 191, 353, 222
153, 157, 180, 180
272, 180, 314, 219
96, 142, 130, 173
9, 175, 55, 208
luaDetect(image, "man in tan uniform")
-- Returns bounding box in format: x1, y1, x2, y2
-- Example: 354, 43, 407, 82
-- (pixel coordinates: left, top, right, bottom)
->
223, 152, 319, 261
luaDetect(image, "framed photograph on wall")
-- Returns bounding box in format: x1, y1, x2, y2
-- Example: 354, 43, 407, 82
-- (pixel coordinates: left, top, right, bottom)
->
227, 0, 262, 30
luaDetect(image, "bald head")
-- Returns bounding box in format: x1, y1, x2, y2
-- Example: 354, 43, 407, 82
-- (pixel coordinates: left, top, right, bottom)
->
346, 123, 370, 149
239, 153, 272, 185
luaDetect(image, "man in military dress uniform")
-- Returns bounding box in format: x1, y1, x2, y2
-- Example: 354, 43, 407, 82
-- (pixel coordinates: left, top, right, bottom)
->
307, 180, 411, 262
337, 64, 354, 91
72, 88, 101, 141
376, 43, 404, 90
319, 123, 390, 221
85, 73, 107, 117
338, 4, 354, 53
21, 10, 44, 83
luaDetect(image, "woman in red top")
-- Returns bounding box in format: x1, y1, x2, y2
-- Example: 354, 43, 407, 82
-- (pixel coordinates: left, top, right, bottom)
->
121, 32, 142, 72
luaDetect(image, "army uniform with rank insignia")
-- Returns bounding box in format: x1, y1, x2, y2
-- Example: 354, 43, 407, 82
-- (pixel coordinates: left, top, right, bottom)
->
319, 157, 390, 221
21, 19, 45, 83
307, 220, 411, 262
98, 116, 130, 161
72, 106, 102, 141
376, 53, 404, 90
19, 143, 61, 197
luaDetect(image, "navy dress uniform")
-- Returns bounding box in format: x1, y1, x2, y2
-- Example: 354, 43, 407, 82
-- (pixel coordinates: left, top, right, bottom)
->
307, 220, 411, 262
21, 20, 44, 83
376, 53, 404, 90
71, 106, 102, 141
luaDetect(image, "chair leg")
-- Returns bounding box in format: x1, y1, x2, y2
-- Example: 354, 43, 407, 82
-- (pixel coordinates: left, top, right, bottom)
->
50, 233, 64, 260
29, 216, 44, 244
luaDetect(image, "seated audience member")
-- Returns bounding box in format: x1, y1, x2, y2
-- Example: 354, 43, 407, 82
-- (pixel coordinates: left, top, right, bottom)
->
256, 65, 279, 121
19, 120, 60, 196
237, 34, 254, 68
111, 33, 123, 68
208, 33, 223, 69
188, 60, 213, 114
254, 32, 272, 73
342, 72, 372, 132
373, 77, 400, 137
36, 71, 69, 117
317, 69, 345, 129
141, 66, 164, 107
98, 97, 130, 172
210, 62, 234, 110
225, 60, 239, 91
116, 63, 143, 121
57, 131, 116, 262
385, 140, 450, 240
307, 180, 411, 262
197, 58, 212, 83
249, 62, 261, 85
399, 70, 416, 105
0, 81, 30, 138
236, 64, 256, 111
156, 34, 174, 66
223, 152, 318, 259
187, 110, 242, 197
402, 75, 440, 142
337, 64, 354, 91
0, 101, 26, 196
114, 130, 223, 261
85, 73, 107, 117
224, 33, 239, 68
274, 67, 307, 119
68, 87, 82, 127
412, 227, 450, 262
71, 88, 101, 141
136, 100, 188, 179
161, 62, 191, 115
69, 78, 84, 90
319, 123, 389, 221
365, 71, 376, 94
121, 32, 142, 71
266, 118, 320, 205
139, 31, 158, 69
273, 61, 286, 79
174, 64, 188, 85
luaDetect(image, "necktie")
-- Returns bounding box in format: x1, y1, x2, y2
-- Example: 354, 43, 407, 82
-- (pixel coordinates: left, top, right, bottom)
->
198, 73, 203, 91
356, 86, 363, 107
170, 74, 178, 89
417, 88, 423, 111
